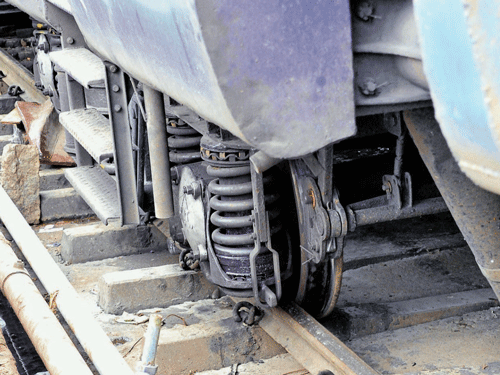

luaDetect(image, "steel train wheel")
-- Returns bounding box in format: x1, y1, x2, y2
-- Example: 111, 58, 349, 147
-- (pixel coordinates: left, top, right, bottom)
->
289, 160, 344, 319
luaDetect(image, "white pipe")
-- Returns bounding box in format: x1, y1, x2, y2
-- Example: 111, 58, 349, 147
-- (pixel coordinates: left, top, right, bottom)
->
0, 234, 93, 375
0, 185, 134, 375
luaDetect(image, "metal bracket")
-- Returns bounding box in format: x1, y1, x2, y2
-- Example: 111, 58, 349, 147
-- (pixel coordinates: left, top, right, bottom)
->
105, 62, 140, 226
249, 157, 281, 308
381, 112, 413, 209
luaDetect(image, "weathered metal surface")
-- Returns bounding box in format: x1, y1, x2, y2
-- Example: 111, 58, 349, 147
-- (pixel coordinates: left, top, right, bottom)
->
49, 48, 105, 88
58, 108, 113, 163
404, 107, 500, 301
461, 1, 500, 190
67, 0, 355, 159
105, 62, 140, 226
0, 184, 135, 375
15, 100, 75, 166
0, 48, 46, 103
64, 166, 120, 224
0, 234, 93, 375
353, 0, 430, 112
413, 0, 500, 194
144, 85, 174, 220
258, 301, 379, 375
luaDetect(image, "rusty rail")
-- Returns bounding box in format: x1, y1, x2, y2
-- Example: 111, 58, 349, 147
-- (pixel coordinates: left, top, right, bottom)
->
0, 48, 46, 104
240, 299, 379, 375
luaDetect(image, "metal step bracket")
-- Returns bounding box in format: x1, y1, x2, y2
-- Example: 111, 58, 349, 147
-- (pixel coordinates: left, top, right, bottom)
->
249, 156, 282, 308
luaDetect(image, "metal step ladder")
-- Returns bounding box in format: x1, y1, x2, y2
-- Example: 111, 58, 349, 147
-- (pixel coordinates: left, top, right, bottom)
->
65, 166, 120, 224
52, 46, 140, 225
49, 48, 105, 88
59, 108, 113, 163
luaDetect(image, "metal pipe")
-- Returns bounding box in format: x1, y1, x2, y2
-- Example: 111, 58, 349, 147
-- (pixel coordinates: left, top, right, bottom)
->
136, 314, 162, 374
0, 234, 93, 375
0, 185, 134, 375
347, 196, 449, 230
144, 85, 174, 219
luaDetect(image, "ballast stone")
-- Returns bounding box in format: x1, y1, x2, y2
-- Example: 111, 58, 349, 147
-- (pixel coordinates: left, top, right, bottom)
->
1, 144, 40, 224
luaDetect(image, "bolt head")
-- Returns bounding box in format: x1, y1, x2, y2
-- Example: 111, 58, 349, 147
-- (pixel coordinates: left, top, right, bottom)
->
109, 65, 118, 73
112, 85, 120, 92
114, 104, 122, 112
66, 37, 74, 45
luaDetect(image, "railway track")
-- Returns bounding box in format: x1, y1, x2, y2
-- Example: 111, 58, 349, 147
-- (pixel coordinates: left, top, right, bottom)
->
0, 24, 499, 375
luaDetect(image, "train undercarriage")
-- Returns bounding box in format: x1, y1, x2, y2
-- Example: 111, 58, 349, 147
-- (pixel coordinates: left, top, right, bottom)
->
3, 0, 500, 324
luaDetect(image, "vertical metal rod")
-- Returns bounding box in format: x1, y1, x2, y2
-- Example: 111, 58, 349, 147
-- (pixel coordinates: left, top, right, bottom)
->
393, 129, 405, 179
136, 114, 146, 207
66, 75, 92, 166
105, 63, 140, 225
144, 85, 174, 219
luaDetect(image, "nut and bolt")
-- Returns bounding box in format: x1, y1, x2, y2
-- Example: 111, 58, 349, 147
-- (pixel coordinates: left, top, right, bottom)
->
356, 2, 381, 21
358, 78, 388, 96
109, 65, 118, 73
114, 104, 122, 112
183, 181, 202, 199
382, 181, 392, 193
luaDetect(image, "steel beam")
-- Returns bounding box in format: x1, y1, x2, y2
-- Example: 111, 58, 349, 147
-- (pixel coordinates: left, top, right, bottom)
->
404, 107, 500, 300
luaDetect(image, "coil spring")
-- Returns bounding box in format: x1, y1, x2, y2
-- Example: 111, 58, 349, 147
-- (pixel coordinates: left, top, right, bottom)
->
207, 163, 283, 281
167, 119, 202, 164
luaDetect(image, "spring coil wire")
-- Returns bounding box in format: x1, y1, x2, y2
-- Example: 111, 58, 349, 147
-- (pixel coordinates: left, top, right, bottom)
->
167, 119, 202, 164
207, 162, 284, 282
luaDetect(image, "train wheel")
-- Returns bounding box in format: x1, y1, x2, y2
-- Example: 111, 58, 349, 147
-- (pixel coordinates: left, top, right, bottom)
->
289, 159, 344, 318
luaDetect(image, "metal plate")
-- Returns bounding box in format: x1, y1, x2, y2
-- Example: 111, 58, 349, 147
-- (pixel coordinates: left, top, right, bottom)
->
59, 108, 113, 163
414, 0, 500, 194
68, 0, 355, 159
49, 48, 105, 89
65, 166, 120, 224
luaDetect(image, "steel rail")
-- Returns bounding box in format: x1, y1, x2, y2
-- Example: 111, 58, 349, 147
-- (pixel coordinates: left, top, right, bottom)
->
245, 299, 379, 375
0, 234, 93, 375
0, 185, 135, 375
0, 48, 46, 104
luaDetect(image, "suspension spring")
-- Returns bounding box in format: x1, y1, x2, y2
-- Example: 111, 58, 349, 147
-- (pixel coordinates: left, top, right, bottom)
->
167, 118, 202, 164
207, 162, 284, 282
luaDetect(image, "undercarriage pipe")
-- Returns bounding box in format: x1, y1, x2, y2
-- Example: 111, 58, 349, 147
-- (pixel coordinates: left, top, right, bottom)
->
0, 234, 93, 375
0, 185, 135, 375
347, 196, 449, 230
144, 85, 174, 219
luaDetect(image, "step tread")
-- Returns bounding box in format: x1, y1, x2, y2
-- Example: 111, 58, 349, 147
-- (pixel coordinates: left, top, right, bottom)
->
59, 108, 113, 163
49, 48, 105, 88
64, 166, 119, 224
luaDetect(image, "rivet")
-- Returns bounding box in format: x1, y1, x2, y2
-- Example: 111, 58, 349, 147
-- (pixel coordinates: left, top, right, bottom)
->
66, 37, 74, 44
109, 65, 118, 73
112, 85, 120, 92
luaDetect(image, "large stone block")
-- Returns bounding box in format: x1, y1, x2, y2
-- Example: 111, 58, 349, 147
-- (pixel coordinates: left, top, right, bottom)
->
60, 221, 170, 264
1, 144, 40, 224
98, 264, 218, 314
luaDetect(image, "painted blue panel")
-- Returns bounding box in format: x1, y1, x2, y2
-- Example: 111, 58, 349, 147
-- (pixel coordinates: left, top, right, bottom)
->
414, 0, 497, 155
